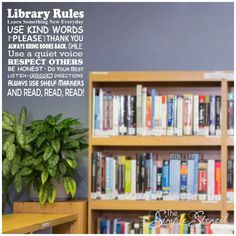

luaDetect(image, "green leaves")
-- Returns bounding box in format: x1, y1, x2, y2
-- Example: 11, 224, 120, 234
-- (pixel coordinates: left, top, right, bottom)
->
41, 171, 48, 185
3, 158, 11, 176
3, 134, 15, 152
20, 167, 32, 176
66, 159, 77, 169
48, 155, 59, 168
52, 139, 60, 153
6, 143, 16, 161
21, 156, 33, 167
48, 184, 56, 204
39, 186, 48, 205
16, 125, 25, 147
63, 177, 76, 198
14, 174, 22, 193
11, 155, 21, 175
43, 147, 53, 161
19, 106, 27, 126
59, 162, 67, 175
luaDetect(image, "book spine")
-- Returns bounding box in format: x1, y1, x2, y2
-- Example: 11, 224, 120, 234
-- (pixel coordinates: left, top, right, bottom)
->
136, 85, 142, 135
141, 154, 145, 194
193, 95, 199, 135
99, 88, 103, 132
198, 160, 208, 200
151, 89, 156, 129
180, 159, 188, 200
156, 160, 163, 200
105, 157, 111, 195
204, 95, 210, 136
227, 93, 234, 135
207, 159, 215, 201
215, 96, 221, 136
103, 93, 108, 131
187, 156, 194, 200
146, 92, 152, 130
92, 152, 97, 194
113, 96, 119, 136
119, 95, 126, 135
125, 158, 131, 195
183, 94, 193, 135
136, 154, 140, 194
173, 96, 178, 136
101, 156, 106, 194
141, 87, 147, 135
162, 95, 167, 135
214, 160, 221, 201
193, 154, 199, 200
145, 154, 151, 194
167, 95, 174, 136
169, 154, 175, 199
162, 160, 170, 198
177, 95, 183, 136
131, 159, 136, 198
227, 159, 234, 201
209, 95, 216, 136
199, 95, 205, 135
151, 154, 157, 198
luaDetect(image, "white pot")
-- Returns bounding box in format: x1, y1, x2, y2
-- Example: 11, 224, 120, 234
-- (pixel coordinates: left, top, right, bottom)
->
28, 179, 68, 202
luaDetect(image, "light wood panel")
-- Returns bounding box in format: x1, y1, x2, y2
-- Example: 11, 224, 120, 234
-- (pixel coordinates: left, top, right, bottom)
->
2, 213, 77, 234
13, 201, 87, 234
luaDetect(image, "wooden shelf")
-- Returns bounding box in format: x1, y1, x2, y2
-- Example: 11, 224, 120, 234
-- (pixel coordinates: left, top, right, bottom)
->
90, 71, 233, 82
90, 200, 222, 211
91, 136, 221, 146
226, 202, 234, 211
227, 137, 234, 146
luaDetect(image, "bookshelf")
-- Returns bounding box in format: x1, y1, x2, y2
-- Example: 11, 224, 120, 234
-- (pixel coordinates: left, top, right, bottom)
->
88, 71, 234, 234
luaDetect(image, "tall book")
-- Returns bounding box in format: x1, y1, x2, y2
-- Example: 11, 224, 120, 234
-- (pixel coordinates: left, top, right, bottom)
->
146, 91, 152, 131
183, 94, 193, 135
207, 159, 215, 201
199, 95, 205, 136
198, 159, 208, 201
161, 95, 167, 135
141, 87, 147, 135
204, 95, 210, 136
227, 159, 234, 201
214, 160, 221, 201
167, 95, 174, 136
227, 92, 234, 136
209, 95, 216, 136
193, 95, 199, 135
215, 96, 221, 136
136, 85, 142, 135
162, 160, 170, 199
180, 158, 188, 200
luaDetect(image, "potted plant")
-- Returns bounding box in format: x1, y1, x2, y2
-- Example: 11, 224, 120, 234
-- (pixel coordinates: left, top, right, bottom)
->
25, 113, 88, 205
2, 107, 32, 212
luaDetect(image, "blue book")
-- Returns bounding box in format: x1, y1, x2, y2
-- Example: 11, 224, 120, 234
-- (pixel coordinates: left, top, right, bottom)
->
105, 158, 111, 194
193, 154, 199, 199
116, 223, 121, 234
94, 95, 100, 130
187, 155, 195, 199
100, 220, 107, 234
167, 95, 174, 135
162, 160, 170, 196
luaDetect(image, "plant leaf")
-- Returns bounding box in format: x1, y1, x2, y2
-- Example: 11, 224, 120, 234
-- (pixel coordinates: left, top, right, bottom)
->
16, 125, 25, 147
34, 164, 44, 171
3, 134, 15, 152
6, 143, 16, 161
47, 166, 57, 177
54, 113, 63, 123
19, 106, 27, 126
22, 144, 32, 152
11, 154, 21, 175
36, 135, 46, 148
21, 156, 33, 166
3, 158, 11, 176
43, 147, 53, 161
41, 170, 48, 185
51, 139, 60, 153
39, 186, 48, 205
2, 122, 14, 131
46, 115, 56, 125
68, 178, 76, 198
66, 159, 77, 169
14, 174, 22, 193
2, 111, 16, 125
63, 177, 70, 195
59, 162, 67, 175
25, 132, 38, 144
20, 167, 32, 176
48, 154, 59, 168
32, 156, 42, 166
48, 184, 56, 204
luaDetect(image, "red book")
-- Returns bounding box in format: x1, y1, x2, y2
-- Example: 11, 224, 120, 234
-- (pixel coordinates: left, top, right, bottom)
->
199, 95, 205, 134
198, 160, 208, 200
146, 95, 152, 129
215, 161, 221, 200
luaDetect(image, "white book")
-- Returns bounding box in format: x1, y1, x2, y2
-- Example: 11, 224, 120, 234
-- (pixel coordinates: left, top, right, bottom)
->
177, 96, 183, 136
193, 95, 199, 136
99, 88, 103, 133
136, 85, 142, 135
153, 95, 159, 135
92, 88, 96, 136
207, 160, 215, 201
141, 87, 147, 135
112, 96, 119, 136
183, 94, 193, 135
112, 158, 117, 199
156, 96, 162, 136
161, 95, 167, 135
131, 159, 136, 199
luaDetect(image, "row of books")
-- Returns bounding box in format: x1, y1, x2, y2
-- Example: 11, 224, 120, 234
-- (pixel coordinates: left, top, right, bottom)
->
93, 86, 225, 137
97, 213, 213, 234
91, 152, 234, 202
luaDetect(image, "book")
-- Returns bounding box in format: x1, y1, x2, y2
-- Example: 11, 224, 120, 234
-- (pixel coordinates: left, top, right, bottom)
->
193, 95, 199, 135
227, 92, 234, 136
227, 159, 234, 201
136, 85, 142, 135
183, 94, 193, 135
215, 96, 221, 136
198, 159, 208, 201
214, 160, 221, 201
207, 159, 215, 201
199, 95, 205, 135
167, 95, 174, 136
